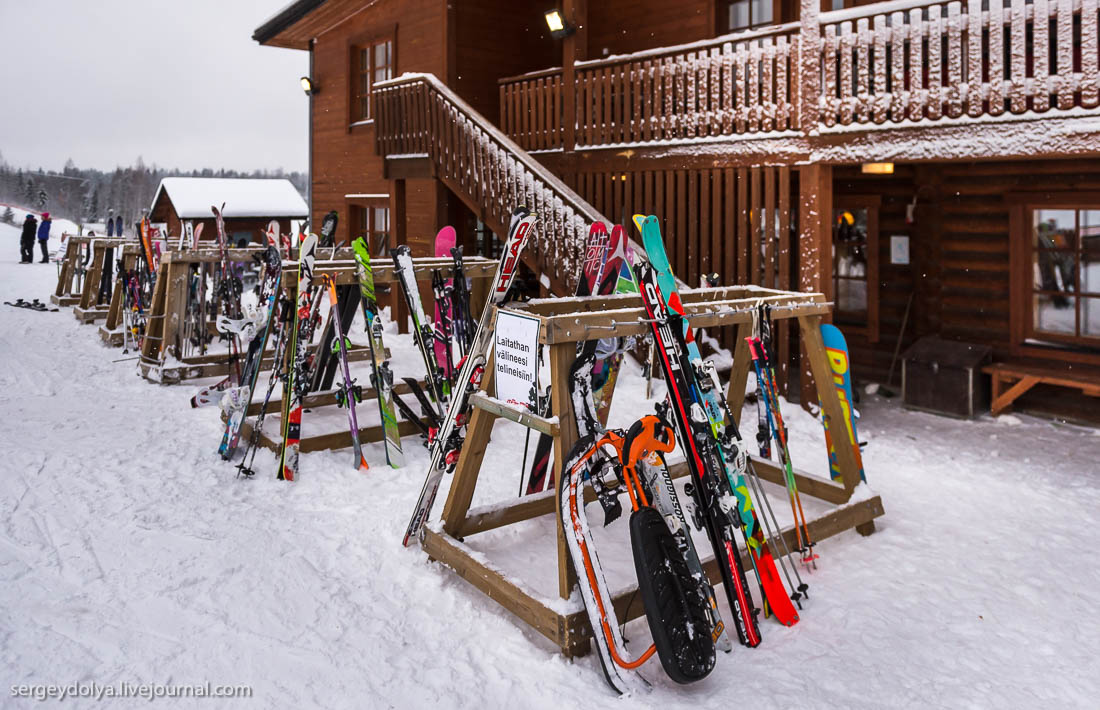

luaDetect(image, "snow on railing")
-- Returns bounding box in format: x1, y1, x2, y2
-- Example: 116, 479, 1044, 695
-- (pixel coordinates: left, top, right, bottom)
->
373, 72, 630, 292
498, 0, 1098, 148
817, 0, 1100, 127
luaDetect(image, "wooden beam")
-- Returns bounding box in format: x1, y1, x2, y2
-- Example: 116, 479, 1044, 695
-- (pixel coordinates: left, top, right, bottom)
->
990, 375, 1040, 415
470, 393, 560, 436
549, 339, 581, 600
421, 527, 580, 655
726, 321, 753, 427
441, 364, 497, 536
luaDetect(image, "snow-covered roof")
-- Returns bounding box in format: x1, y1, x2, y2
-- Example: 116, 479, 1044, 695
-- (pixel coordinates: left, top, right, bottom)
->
151, 177, 308, 219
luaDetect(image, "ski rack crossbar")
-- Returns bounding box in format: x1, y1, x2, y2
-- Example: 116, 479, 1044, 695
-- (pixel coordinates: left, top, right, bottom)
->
421, 285, 885, 658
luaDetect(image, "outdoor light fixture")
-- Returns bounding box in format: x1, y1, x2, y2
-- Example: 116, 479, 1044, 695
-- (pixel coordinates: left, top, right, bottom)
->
544, 9, 575, 39
861, 162, 894, 174
300, 76, 319, 96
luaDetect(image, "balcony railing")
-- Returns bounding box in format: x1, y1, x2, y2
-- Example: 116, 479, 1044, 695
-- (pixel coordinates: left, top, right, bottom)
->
499, 0, 1100, 151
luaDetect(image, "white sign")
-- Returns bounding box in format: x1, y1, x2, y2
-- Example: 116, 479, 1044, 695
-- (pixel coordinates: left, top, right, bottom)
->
890, 235, 910, 265
494, 311, 541, 411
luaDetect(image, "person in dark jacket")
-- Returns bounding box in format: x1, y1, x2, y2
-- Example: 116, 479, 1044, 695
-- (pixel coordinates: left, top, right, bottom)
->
20, 213, 37, 263
37, 212, 51, 263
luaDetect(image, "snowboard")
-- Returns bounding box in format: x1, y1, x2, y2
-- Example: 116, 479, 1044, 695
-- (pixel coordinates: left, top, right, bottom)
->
820, 323, 866, 484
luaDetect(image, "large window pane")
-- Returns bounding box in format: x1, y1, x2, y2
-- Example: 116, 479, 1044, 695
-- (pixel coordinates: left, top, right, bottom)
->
1034, 209, 1077, 249
1034, 293, 1076, 335
1085, 297, 1100, 336
1033, 249, 1075, 292
751, 0, 772, 25
729, 0, 750, 30
837, 278, 867, 314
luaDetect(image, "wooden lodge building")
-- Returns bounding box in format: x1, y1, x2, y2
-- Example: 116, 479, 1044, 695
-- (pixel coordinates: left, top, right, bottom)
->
254, 0, 1100, 422
149, 177, 309, 246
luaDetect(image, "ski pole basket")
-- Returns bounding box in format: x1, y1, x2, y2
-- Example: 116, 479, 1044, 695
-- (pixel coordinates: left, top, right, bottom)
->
420, 284, 885, 658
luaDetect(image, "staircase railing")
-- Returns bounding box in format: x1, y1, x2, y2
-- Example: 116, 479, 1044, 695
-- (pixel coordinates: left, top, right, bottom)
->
373, 72, 619, 293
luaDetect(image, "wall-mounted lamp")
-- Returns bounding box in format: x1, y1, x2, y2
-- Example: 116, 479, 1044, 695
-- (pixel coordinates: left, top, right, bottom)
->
861, 162, 894, 175
544, 9, 575, 39
300, 76, 319, 96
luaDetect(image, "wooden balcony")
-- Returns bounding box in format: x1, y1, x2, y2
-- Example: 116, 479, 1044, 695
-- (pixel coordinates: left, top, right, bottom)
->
499, 0, 1100, 161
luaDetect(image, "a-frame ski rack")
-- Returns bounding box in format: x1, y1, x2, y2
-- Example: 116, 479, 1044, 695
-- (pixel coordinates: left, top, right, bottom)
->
98, 244, 143, 346
421, 286, 885, 657
233, 253, 501, 451
52, 234, 93, 306
72, 238, 131, 323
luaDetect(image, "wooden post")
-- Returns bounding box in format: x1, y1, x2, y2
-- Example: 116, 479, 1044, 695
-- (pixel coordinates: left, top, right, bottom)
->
798, 0, 821, 133
391, 178, 409, 334
442, 364, 497, 536
561, 0, 587, 152
549, 339, 581, 600
798, 163, 832, 409
726, 321, 753, 426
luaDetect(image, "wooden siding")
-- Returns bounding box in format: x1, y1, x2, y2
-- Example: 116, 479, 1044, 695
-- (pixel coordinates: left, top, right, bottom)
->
454, 0, 558, 127
309, 0, 445, 254
587, 1, 714, 57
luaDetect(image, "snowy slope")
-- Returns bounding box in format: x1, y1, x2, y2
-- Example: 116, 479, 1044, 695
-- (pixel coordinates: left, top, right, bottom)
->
1, 252, 1098, 709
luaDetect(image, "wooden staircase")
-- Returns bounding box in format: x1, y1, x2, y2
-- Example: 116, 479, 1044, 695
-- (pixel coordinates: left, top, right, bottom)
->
372, 72, 628, 295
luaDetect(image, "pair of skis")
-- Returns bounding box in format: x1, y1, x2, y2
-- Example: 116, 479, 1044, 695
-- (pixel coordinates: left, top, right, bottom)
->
402, 207, 536, 546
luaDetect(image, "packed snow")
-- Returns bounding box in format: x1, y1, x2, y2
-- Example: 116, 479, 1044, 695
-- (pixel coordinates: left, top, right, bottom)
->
1, 251, 1098, 709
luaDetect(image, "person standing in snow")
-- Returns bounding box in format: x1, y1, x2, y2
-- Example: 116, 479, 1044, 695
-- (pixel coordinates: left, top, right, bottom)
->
20, 213, 37, 263
37, 212, 52, 263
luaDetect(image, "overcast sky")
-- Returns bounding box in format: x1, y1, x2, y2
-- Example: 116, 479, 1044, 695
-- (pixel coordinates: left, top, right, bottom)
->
0, 0, 308, 173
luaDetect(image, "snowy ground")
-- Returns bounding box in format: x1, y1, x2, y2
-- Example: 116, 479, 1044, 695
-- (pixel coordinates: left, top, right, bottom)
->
1, 251, 1099, 709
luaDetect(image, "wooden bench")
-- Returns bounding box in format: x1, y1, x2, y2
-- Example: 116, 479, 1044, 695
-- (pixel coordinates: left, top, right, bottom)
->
982, 362, 1100, 416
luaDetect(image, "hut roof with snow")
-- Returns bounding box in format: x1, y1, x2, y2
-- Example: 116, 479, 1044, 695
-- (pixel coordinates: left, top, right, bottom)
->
149, 177, 308, 220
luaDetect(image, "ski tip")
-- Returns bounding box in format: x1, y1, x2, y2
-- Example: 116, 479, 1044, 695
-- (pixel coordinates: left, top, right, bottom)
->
359, 455, 370, 472
631, 214, 646, 232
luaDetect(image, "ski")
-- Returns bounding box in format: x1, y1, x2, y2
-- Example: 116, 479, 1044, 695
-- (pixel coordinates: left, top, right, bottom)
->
351, 236, 404, 469
278, 233, 319, 481
432, 226, 458, 393
321, 274, 370, 470
219, 247, 282, 459
402, 206, 535, 546
640, 215, 801, 626
592, 224, 639, 424
524, 222, 614, 495
571, 336, 734, 655
635, 259, 762, 648
236, 296, 293, 478
392, 245, 447, 419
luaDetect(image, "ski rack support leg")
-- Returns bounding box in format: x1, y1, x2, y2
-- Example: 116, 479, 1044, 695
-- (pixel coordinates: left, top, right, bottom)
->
441, 366, 497, 536
725, 321, 753, 426
548, 339, 581, 601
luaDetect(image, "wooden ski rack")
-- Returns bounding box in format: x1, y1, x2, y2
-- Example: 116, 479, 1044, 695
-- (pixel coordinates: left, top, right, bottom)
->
420, 285, 885, 658
52, 234, 94, 306
71, 238, 131, 323
98, 244, 146, 346
246, 253, 501, 452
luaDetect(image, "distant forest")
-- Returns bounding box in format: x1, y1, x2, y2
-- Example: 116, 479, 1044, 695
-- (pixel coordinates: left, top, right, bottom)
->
0, 153, 308, 227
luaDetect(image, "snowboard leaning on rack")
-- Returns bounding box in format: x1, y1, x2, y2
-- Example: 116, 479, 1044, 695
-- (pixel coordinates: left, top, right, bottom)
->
402, 206, 536, 546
